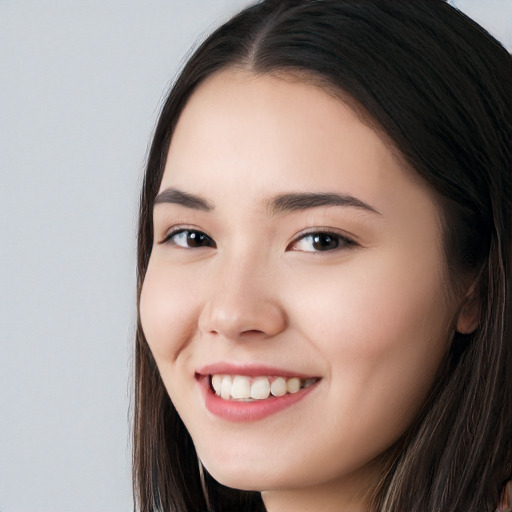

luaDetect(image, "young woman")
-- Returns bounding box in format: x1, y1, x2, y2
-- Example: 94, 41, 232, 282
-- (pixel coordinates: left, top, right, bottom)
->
133, 1, 512, 511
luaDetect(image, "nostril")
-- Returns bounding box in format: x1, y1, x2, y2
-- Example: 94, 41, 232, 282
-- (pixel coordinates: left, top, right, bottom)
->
240, 329, 265, 336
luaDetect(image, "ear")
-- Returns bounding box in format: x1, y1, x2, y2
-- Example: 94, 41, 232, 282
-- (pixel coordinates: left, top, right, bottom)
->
456, 292, 481, 334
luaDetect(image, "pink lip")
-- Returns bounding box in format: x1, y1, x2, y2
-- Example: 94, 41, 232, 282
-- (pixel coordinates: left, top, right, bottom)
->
195, 363, 320, 423
196, 362, 316, 379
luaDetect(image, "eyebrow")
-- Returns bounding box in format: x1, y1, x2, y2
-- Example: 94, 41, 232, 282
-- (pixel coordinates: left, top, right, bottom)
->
153, 187, 380, 215
268, 192, 380, 215
154, 187, 213, 211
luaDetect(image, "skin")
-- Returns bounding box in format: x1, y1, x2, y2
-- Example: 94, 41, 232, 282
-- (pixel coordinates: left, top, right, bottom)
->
140, 69, 470, 512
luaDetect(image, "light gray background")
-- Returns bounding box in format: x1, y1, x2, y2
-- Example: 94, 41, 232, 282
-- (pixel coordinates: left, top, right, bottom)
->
1, 1, 510, 511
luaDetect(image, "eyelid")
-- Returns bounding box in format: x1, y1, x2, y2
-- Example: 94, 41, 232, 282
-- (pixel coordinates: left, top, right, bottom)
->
158, 224, 215, 246
286, 228, 358, 252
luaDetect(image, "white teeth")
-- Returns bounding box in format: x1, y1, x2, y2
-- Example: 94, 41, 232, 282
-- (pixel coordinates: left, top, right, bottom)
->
231, 375, 251, 399
210, 374, 317, 400
270, 377, 287, 397
220, 375, 232, 400
286, 377, 300, 394
211, 374, 222, 395
251, 377, 271, 400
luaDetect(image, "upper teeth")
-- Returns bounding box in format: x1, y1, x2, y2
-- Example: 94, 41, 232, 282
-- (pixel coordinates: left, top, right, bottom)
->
210, 375, 316, 401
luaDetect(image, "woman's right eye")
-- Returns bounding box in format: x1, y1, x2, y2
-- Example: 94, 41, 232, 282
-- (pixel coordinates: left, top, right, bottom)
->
162, 229, 215, 249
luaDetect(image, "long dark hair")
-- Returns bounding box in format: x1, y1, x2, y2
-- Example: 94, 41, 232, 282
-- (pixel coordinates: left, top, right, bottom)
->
133, 1, 512, 510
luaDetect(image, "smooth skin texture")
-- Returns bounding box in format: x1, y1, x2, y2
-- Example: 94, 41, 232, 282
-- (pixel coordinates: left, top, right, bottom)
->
140, 69, 468, 512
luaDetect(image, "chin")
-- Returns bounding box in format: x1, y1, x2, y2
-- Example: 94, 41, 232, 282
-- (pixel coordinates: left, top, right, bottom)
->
203, 463, 265, 492
200, 452, 294, 492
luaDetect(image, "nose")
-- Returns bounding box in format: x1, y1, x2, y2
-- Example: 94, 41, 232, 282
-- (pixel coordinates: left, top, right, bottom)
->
198, 258, 287, 341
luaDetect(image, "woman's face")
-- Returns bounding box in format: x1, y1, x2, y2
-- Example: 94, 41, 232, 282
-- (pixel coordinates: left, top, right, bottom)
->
140, 69, 458, 506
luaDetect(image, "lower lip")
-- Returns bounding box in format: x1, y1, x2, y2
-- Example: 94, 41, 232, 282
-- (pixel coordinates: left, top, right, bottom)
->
198, 376, 319, 422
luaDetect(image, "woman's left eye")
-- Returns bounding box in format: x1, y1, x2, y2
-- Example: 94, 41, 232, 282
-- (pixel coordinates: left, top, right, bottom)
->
288, 232, 355, 253
162, 229, 215, 249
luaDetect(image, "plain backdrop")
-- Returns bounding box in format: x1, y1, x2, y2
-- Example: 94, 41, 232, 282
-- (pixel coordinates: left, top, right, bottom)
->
1, 1, 510, 511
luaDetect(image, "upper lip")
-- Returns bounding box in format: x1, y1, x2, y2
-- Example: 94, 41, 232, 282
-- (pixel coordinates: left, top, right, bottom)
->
195, 362, 319, 379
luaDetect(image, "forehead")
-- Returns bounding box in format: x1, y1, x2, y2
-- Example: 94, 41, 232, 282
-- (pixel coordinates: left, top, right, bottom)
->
161, 69, 437, 226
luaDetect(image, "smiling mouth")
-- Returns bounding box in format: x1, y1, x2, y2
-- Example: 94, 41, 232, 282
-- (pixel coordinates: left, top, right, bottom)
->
210, 374, 319, 401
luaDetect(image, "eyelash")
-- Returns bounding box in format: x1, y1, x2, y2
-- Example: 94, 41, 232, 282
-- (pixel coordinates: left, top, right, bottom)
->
287, 230, 357, 252
160, 227, 357, 253
161, 227, 216, 249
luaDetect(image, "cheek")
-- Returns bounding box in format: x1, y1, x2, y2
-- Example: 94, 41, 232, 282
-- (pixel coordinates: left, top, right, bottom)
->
139, 258, 199, 362
291, 251, 447, 340
286, 250, 452, 421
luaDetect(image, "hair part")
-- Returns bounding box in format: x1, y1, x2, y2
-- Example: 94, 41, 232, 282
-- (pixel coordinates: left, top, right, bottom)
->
133, 1, 512, 511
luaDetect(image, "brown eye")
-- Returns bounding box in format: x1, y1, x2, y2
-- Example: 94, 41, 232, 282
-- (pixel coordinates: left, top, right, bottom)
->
289, 232, 354, 253
311, 234, 339, 251
165, 230, 215, 249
